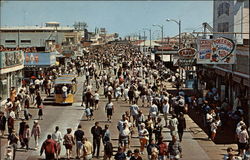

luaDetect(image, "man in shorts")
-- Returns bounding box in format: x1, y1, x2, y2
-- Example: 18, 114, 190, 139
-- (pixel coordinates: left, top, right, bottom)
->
74, 125, 85, 159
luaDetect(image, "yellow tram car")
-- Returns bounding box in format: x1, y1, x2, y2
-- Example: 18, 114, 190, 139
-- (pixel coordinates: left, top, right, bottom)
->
54, 75, 77, 105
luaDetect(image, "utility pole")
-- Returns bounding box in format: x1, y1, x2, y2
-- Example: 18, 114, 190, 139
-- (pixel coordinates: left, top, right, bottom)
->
143, 28, 152, 52
153, 24, 164, 61
143, 30, 146, 49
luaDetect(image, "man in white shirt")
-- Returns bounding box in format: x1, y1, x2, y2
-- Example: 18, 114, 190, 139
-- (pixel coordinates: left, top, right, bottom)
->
206, 110, 214, 140
124, 87, 129, 101
162, 100, 170, 127
178, 96, 185, 114
62, 85, 68, 103
52, 126, 62, 159
34, 79, 40, 91
119, 123, 130, 150
130, 103, 139, 125
149, 102, 158, 122
5, 98, 13, 118
94, 91, 100, 110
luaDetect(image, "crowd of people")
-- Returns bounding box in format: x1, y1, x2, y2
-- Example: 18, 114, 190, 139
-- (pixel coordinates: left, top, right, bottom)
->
75, 43, 187, 160
0, 42, 249, 160
0, 46, 38, 53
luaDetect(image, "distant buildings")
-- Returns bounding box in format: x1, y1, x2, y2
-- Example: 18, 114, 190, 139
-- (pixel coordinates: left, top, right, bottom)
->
0, 22, 85, 50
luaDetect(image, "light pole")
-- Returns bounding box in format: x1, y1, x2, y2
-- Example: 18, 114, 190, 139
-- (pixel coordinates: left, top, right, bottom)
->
153, 24, 164, 61
143, 28, 152, 53
143, 30, 146, 48
166, 19, 181, 49
166, 18, 182, 86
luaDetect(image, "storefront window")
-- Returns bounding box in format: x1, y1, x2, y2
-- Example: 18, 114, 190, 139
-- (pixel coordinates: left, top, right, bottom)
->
15, 71, 22, 88
0, 79, 8, 101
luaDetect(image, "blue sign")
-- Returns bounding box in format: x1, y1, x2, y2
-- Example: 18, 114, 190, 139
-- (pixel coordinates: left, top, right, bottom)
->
24, 52, 56, 67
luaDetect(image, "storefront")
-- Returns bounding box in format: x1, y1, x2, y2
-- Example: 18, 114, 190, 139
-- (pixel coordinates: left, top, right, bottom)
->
23, 52, 56, 79
0, 50, 24, 104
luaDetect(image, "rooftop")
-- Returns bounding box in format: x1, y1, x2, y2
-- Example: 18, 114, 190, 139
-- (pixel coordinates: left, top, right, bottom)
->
0, 26, 80, 31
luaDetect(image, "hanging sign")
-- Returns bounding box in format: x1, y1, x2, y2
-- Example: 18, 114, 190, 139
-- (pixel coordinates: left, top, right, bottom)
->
178, 48, 196, 58
197, 37, 236, 64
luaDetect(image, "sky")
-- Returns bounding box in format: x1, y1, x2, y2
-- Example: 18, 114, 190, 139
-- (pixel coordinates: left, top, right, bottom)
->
0, 1, 213, 38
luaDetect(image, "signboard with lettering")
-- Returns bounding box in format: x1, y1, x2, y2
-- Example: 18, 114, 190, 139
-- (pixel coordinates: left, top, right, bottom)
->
178, 48, 196, 58
0, 51, 24, 69
197, 37, 236, 64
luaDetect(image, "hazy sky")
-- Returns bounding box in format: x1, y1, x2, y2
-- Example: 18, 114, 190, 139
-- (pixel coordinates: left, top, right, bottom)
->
0, 1, 213, 38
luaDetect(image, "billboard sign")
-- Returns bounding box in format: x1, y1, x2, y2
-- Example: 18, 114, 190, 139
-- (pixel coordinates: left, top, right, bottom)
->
197, 37, 236, 64
0, 50, 24, 69
24, 52, 56, 67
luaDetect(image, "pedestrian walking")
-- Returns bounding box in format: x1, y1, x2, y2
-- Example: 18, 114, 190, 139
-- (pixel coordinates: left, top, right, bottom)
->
145, 115, 154, 142
119, 123, 130, 151
52, 126, 63, 159
130, 149, 143, 160
38, 104, 43, 120
0, 111, 7, 137
85, 106, 94, 121
13, 97, 21, 120
114, 146, 126, 160
40, 134, 57, 160
103, 140, 113, 160
168, 136, 182, 160
93, 91, 100, 110
31, 120, 41, 150
8, 129, 18, 160
23, 124, 31, 151
138, 123, 149, 155
10, 87, 17, 103
51, 126, 63, 159
163, 99, 170, 127
85, 89, 93, 107
105, 100, 114, 122
24, 93, 30, 109
19, 118, 26, 148
24, 107, 32, 120
62, 85, 68, 103
91, 122, 102, 158
35, 92, 42, 108
238, 125, 249, 157
82, 137, 93, 160
147, 139, 159, 160
5, 98, 13, 118
7, 113, 15, 138
74, 125, 85, 159
169, 114, 178, 137
210, 117, 221, 141
102, 124, 111, 145
130, 102, 139, 126
157, 136, 168, 160
177, 112, 186, 142
81, 88, 87, 107
63, 128, 75, 159
149, 101, 159, 123
153, 117, 163, 143
29, 84, 36, 104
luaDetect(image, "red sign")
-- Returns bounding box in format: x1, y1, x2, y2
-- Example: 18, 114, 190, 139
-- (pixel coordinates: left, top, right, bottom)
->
178, 48, 196, 58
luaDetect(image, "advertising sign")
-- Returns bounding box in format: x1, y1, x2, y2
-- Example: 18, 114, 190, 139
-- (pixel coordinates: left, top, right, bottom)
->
0, 50, 24, 69
24, 52, 56, 67
197, 37, 236, 64
178, 48, 196, 58
176, 48, 197, 66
